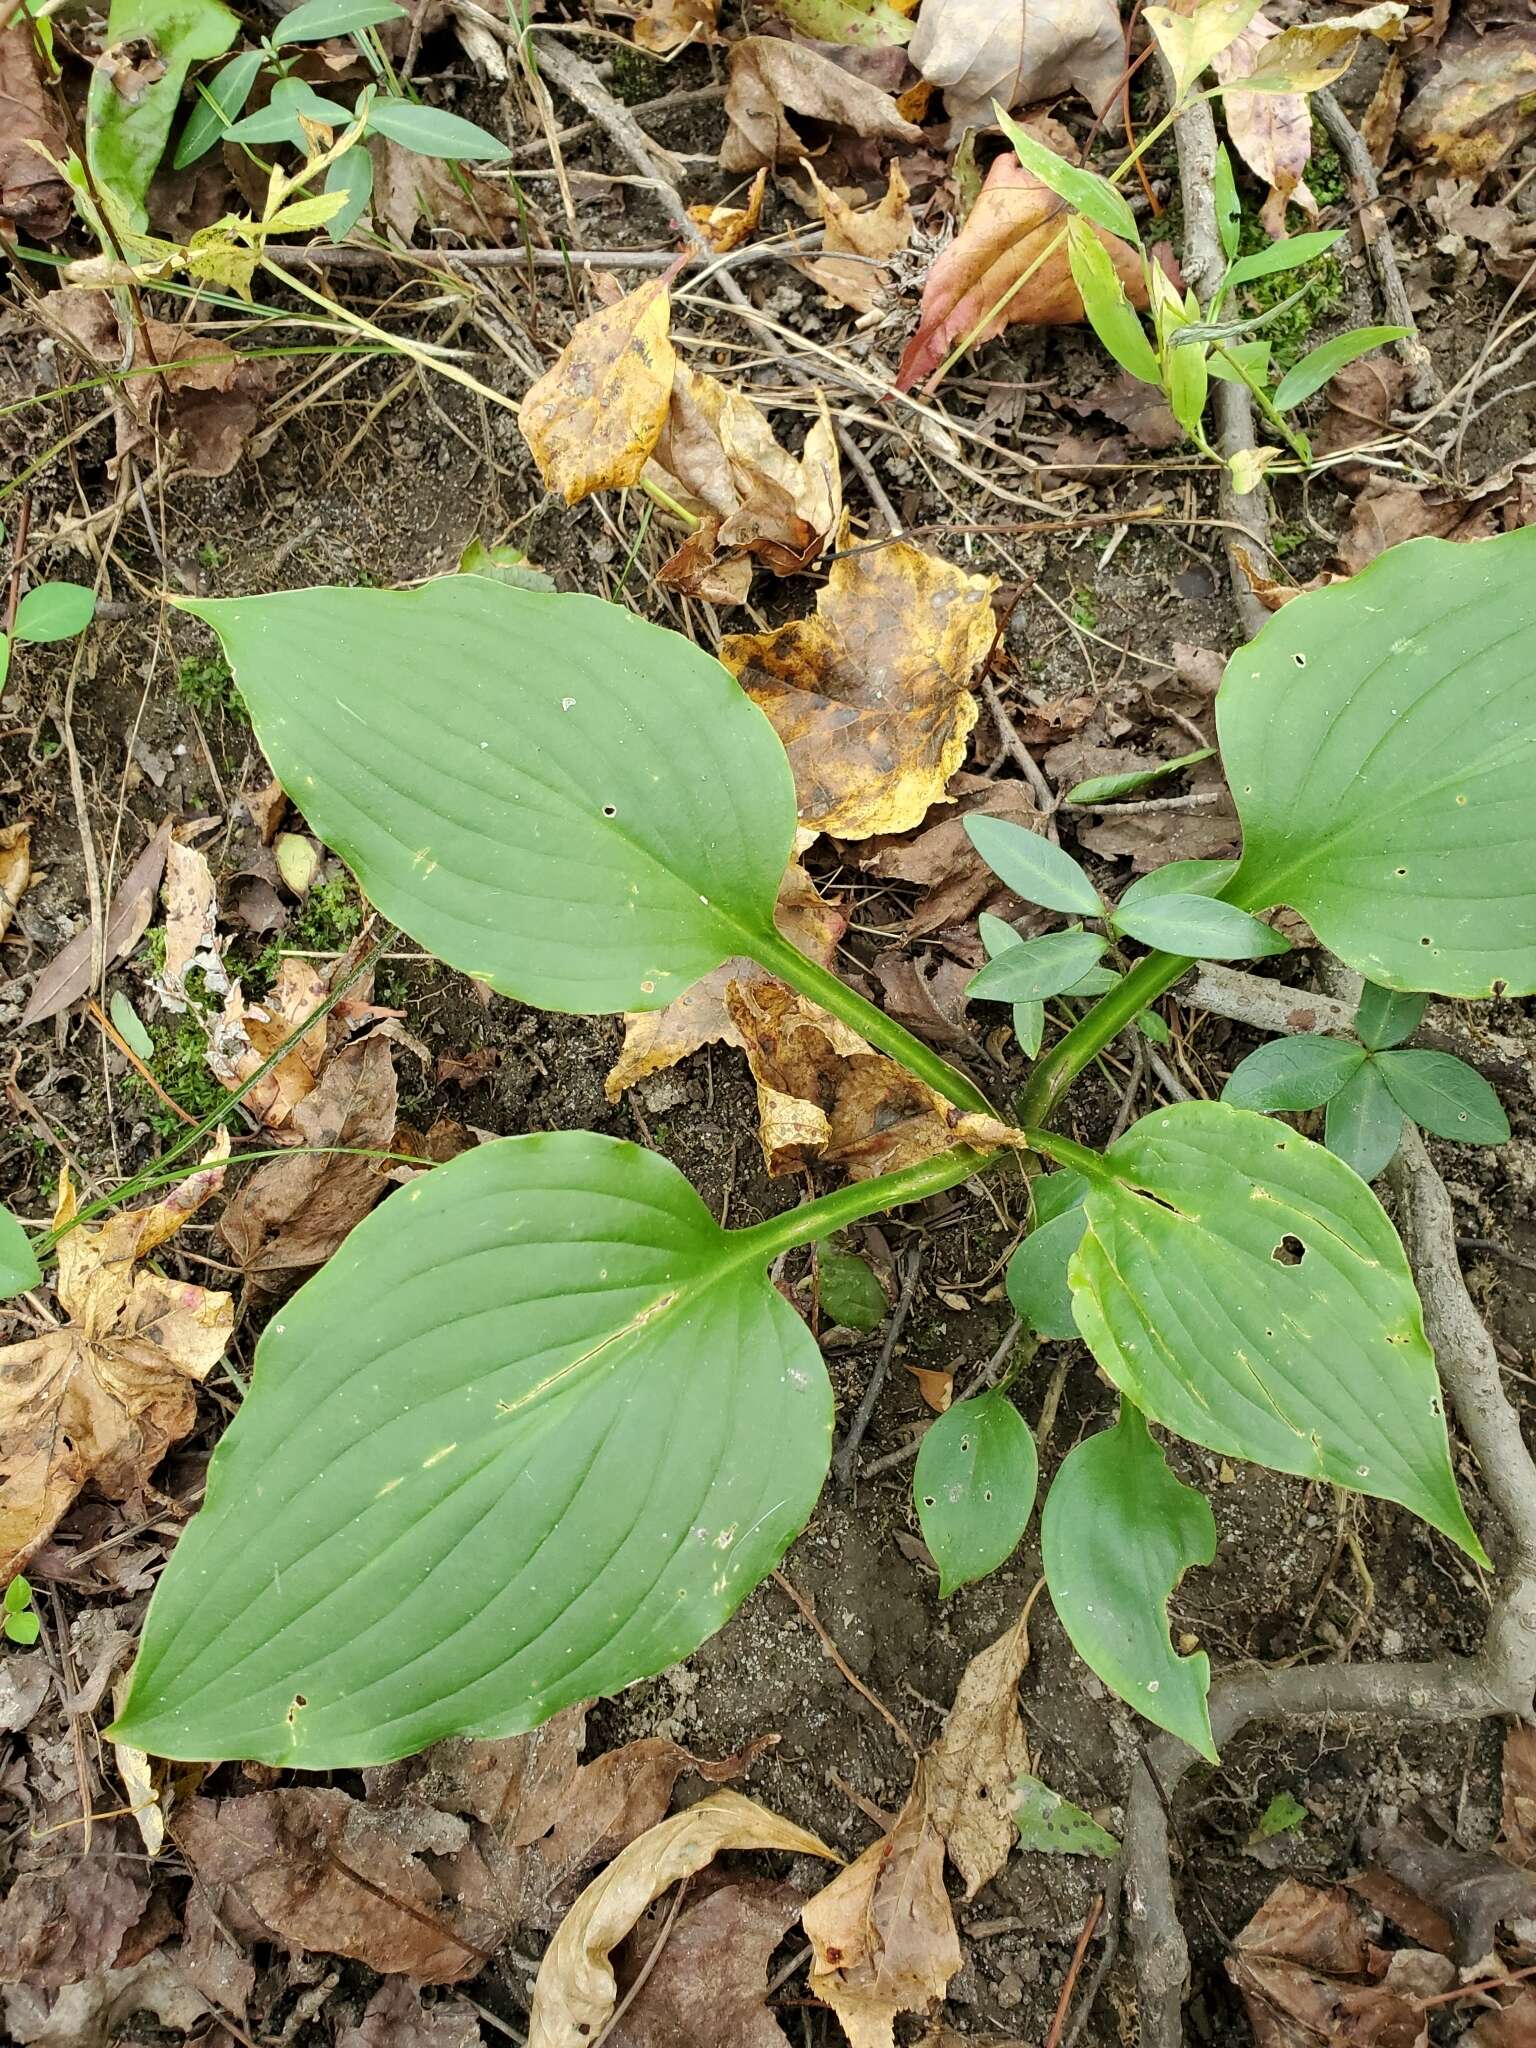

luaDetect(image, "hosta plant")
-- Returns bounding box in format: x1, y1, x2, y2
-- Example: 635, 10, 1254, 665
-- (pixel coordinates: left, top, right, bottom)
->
103, 525, 1534, 1770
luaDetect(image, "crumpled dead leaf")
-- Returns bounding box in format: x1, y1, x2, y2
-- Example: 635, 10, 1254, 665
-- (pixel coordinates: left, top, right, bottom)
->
0, 22, 70, 239
4, 1951, 207, 2048
896, 122, 1153, 389
1212, 14, 1316, 238
1500, 1721, 1536, 1868
633, 0, 718, 56
1227, 1877, 1426, 2048
909, 0, 1124, 134
721, 36, 921, 171
373, 136, 517, 244
336, 1979, 481, 2048
1311, 354, 1407, 471
721, 542, 996, 838
606, 859, 845, 1101
157, 837, 228, 1010
1399, 25, 1536, 182
804, 1608, 1036, 2047
802, 162, 913, 314
0, 1137, 232, 1580
605, 1879, 806, 2048
1335, 461, 1535, 575
528, 1791, 838, 2048
207, 955, 332, 1130
21, 819, 172, 1029
688, 166, 766, 252
0, 819, 30, 941
0, 1822, 149, 1991
520, 279, 676, 504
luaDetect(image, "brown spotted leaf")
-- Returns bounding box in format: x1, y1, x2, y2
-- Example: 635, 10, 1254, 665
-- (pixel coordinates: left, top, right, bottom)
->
1212, 15, 1315, 237
519, 280, 676, 503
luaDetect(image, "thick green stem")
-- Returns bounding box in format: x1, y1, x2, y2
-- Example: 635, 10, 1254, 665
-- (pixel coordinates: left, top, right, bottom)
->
732, 1145, 994, 1265
749, 928, 996, 1117
1018, 949, 1192, 1126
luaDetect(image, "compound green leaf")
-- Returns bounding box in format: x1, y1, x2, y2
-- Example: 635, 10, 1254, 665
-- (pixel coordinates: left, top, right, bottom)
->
967, 932, 1108, 1004
110, 1134, 832, 1767
1213, 144, 1241, 261
225, 79, 352, 146
1062, 1100, 1483, 1556
1041, 1404, 1216, 1757
1007, 1209, 1087, 1341
1221, 1035, 1365, 1112
1111, 891, 1289, 960
1219, 528, 1536, 995
965, 816, 1101, 917
0, 1204, 40, 1301
178, 577, 796, 1016
1013, 1774, 1120, 1857
1353, 982, 1427, 1051
13, 582, 96, 644
914, 1393, 1037, 1596
816, 1242, 888, 1332
88, 0, 239, 229
1374, 1049, 1510, 1146
1324, 1059, 1404, 1180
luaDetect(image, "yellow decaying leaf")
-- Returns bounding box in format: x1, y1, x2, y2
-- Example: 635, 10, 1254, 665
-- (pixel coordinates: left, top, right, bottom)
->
803, 162, 914, 316
0, 820, 31, 941
720, 542, 996, 838
1227, 1, 1405, 93
519, 279, 677, 503
528, 1791, 838, 2048
0, 1135, 232, 1580
605, 859, 845, 1101
803, 1602, 1038, 2047
1210, 13, 1317, 235
725, 980, 1027, 1180
687, 166, 767, 253
634, 0, 718, 56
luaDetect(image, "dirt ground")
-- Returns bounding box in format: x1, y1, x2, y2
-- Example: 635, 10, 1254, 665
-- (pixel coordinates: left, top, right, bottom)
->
4, 24, 1536, 2048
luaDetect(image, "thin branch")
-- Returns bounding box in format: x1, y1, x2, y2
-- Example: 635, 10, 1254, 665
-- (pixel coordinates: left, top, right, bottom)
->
834, 1248, 921, 1485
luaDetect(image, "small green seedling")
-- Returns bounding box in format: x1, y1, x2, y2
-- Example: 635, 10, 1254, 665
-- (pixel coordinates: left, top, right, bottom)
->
104, 526, 1532, 1774
1258, 1790, 1308, 1837
4, 1575, 40, 1646
0, 577, 97, 701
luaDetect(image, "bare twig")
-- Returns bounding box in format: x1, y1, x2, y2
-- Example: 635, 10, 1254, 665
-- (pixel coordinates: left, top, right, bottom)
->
262, 236, 838, 275
834, 1248, 921, 1485
1046, 1892, 1104, 2048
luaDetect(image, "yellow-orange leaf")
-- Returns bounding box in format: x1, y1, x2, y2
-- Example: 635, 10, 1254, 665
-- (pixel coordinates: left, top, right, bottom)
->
519, 280, 676, 503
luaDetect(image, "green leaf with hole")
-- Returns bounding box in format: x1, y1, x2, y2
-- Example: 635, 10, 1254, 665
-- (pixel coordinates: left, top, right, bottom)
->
1272, 326, 1410, 411
365, 97, 507, 161
174, 49, 263, 168
996, 107, 1140, 243
816, 1243, 888, 1332
1218, 528, 1536, 996
965, 816, 1100, 917
110, 1134, 832, 1766
1354, 982, 1427, 1052
273, 0, 406, 44
1222, 1035, 1365, 1112
1060, 1099, 1483, 1556
968, 932, 1108, 1005
177, 577, 796, 1016
13, 582, 96, 644
914, 1393, 1037, 1596
1066, 217, 1160, 385
0, 1204, 40, 1302
1213, 144, 1241, 261
1013, 1773, 1120, 1856
88, 0, 239, 228
1111, 893, 1289, 960
1323, 1059, 1404, 1180
1042, 1403, 1216, 1757
1007, 1208, 1086, 1341
1066, 748, 1215, 806
1374, 1050, 1509, 1146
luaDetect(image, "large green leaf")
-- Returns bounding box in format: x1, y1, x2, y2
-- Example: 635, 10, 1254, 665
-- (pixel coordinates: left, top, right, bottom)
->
1041, 1404, 1216, 1757
1058, 1100, 1483, 1556
180, 577, 796, 1016
88, 0, 239, 229
1219, 529, 1536, 996
110, 1134, 832, 1767
1221, 1035, 1365, 1111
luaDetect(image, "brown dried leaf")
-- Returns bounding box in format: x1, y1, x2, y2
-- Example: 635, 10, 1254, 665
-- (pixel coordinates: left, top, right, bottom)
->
605, 860, 845, 1101
721, 36, 920, 172
1073, 370, 1183, 449
606, 1879, 805, 2048
1471, 1989, 1536, 2048
854, 775, 1041, 937
1212, 15, 1316, 238
720, 542, 996, 838
1361, 51, 1404, 168
633, 0, 718, 57
0, 1138, 232, 1580
1311, 354, 1407, 467
924, 1608, 1033, 1899
1227, 1878, 1423, 2048
528, 1792, 837, 2048
373, 136, 517, 244
242, 776, 287, 843
896, 127, 1152, 389
520, 280, 676, 504
21, 819, 172, 1028
1501, 1721, 1536, 1868
804, 162, 913, 314
336, 1979, 481, 2048
0, 819, 30, 941
158, 837, 227, 1009
3, 1951, 207, 2048
1336, 463, 1535, 575
909, 0, 1125, 133
725, 978, 1025, 1179
1362, 1819, 1536, 1969
687, 166, 766, 252
1399, 26, 1536, 181
207, 955, 332, 1130
0, 22, 70, 239
0, 1825, 149, 1991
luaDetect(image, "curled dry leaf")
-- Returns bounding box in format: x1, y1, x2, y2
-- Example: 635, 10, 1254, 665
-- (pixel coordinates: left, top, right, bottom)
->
909, 0, 1124, 133
1398, 27, 1536, 182
687, 166, 766, 252
520, 279, 677, 504
802, 162, 914, 315
0, 820, 30, 941
21, 818, 172, 1029
1227, 1877, 1425, 2048
606, 859, 845, 1101
720, 541, 996, 838
207, 955, 332, 1130
373, 137, 518, 244
922, 1604, 1034, 1899
0, 21, 70, 238
158, 837, 228, 1010
633, 0, 718, 56
528, 1791, 838, 2048
720, 35, 920, 171
726, 978, 1023, 1179
896, 125, 1152, 389
0, 1136, 232, 1580
1211, 15, 1315, 238
604, 1879, 807, 2048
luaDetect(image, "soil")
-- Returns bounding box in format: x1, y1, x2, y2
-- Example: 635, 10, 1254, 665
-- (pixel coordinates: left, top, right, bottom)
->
4, 25, 1536, 2048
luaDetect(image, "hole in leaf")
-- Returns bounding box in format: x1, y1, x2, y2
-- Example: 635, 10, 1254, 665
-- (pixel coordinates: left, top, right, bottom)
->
1134, 1189, 1182, 1217
1292, 652, 1307, 667
1271, 1235, 1306, 1267
983, 1489, 993, 1502
1421, 936, 1433, 947
1395, 867, 1408, 878
923, 1496, 936, 1508
602, 804, 617, 818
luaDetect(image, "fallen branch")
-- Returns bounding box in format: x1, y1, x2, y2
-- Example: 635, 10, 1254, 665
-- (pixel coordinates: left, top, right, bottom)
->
263, 236, 838, 275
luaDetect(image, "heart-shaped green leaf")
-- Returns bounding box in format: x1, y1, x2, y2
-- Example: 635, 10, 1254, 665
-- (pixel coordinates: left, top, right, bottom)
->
1324, 1059, 1404, 1180
1222, 1035, 1365, 1112
179, 577, 797, 1017
914, 1392, 1038, 1595
1374, 1049, 1510, 1146
1041, 1403, 1216, 1757
1219, 528, 1536, 996
1058, 1100, 1483, 1557
110, 1134, 832, 1766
